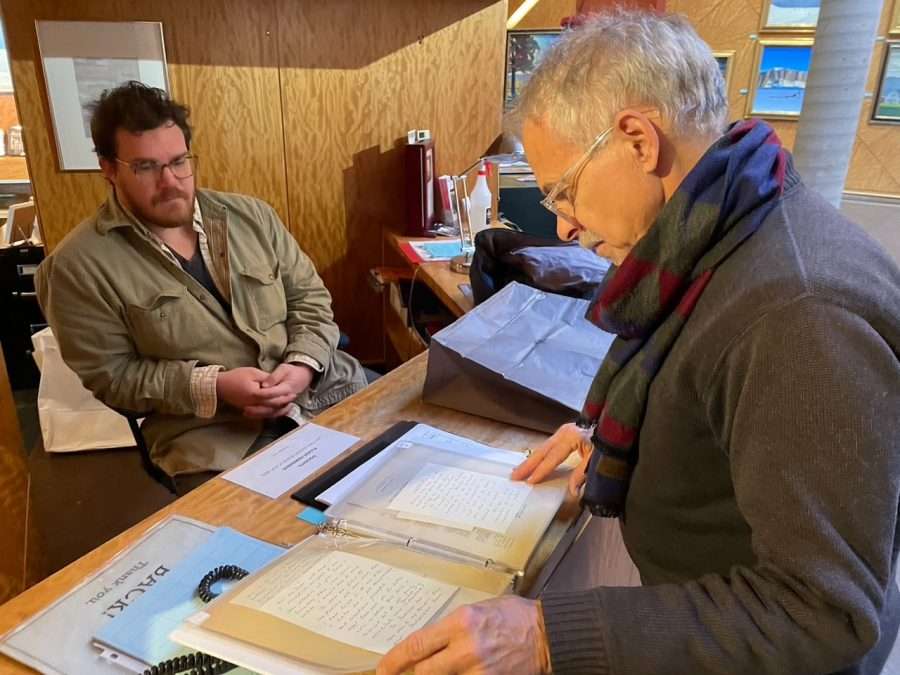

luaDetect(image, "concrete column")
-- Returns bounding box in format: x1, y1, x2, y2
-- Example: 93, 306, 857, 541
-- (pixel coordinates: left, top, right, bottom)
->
792, 0, 884, 207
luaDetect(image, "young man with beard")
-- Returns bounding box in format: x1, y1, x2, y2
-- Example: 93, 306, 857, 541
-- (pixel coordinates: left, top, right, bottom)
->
36, 82, 366, 493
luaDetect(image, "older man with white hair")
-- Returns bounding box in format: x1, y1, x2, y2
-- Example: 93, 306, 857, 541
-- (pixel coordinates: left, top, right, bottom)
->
378, 9, 900, 675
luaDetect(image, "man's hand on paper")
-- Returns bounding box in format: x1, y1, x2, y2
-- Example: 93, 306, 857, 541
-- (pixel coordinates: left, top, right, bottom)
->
511, 422, 593, 496
376, 596, 551, 675
215, 364, 309, 418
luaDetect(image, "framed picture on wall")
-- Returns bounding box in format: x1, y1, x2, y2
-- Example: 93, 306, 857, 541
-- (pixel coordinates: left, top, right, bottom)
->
505, 30, 562, 111
760, 0, 820, 33
0, 28, 13, 93
747, 39, 814, 119
890, 0, 900, 36
873, 42, 900, 124
36, 20, 169, 171
713, 51, 735, 99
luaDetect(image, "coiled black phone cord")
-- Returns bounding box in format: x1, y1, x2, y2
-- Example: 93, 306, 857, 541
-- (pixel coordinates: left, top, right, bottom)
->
142, 565, 249, 675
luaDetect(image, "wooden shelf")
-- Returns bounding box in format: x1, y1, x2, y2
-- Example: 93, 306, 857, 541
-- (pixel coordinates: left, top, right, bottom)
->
0, 157, 28, 182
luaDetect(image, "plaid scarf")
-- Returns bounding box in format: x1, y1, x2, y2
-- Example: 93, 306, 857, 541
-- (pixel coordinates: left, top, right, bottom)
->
580, 119, 789, 517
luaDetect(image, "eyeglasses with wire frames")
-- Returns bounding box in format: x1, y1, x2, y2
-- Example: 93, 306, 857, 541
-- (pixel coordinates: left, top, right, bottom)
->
539, 127, 613, 226
114, 153, 198, 183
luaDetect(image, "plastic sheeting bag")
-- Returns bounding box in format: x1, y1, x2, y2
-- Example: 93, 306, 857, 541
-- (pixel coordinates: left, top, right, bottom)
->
423, 282, 615, 433
31, 327, 134, 452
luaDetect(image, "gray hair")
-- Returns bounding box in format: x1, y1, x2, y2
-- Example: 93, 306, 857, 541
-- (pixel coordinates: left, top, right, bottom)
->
510, 10, 728, 145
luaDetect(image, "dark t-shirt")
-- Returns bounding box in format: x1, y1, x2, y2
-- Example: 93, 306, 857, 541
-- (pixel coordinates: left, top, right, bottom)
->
171, 247, 230, 312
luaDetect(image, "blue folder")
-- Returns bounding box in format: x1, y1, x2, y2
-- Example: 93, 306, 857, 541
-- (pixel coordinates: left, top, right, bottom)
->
94, 527, 284, 666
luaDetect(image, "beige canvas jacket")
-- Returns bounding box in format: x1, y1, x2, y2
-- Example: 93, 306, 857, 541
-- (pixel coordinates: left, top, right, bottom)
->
36, 188, 366, 475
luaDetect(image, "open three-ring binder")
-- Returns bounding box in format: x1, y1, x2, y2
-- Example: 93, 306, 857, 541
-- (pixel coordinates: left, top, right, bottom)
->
172, 421, 578, 674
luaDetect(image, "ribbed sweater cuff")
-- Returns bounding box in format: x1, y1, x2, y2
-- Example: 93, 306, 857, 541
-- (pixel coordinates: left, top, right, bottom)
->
541, 591, 610, 675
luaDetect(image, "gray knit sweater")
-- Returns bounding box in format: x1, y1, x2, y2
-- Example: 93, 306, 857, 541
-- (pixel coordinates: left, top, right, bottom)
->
541, 177, 900, 675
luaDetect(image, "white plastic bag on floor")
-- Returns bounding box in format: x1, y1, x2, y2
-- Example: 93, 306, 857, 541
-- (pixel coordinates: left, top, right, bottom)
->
31, 327, 135, 452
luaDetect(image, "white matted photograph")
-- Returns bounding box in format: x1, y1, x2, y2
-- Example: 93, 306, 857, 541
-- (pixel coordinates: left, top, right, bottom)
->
0, 29, 13, 93
36, 20, 169, 171
760, 0, 820, 33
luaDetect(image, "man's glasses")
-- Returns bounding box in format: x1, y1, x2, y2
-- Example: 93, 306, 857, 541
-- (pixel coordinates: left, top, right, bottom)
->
115, 154, 197, 183
540, 127, 612, 226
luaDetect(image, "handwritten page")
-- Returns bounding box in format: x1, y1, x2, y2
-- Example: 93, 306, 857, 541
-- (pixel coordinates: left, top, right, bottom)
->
223, 423, 359, 499
233, 551, 457, 655
316, 424, 523, 507
388, 463, 532, 534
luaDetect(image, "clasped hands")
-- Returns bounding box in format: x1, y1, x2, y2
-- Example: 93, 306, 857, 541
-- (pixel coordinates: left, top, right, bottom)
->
215, 363, 314, 418
376, 423, 594, 675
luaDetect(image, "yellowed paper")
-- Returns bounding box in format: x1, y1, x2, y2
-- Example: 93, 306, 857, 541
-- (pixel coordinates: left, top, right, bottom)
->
232, 550, 457, 655
198, 538, 509, 671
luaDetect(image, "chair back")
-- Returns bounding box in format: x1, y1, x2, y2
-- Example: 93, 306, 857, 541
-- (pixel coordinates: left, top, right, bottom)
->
115, 409, 177, 495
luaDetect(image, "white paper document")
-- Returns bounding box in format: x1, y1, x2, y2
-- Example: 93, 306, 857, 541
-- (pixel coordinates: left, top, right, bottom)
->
388, 463, 532, 534
316, 423, 523, 507
223, 423, 359, 499
233, 551, 457, 655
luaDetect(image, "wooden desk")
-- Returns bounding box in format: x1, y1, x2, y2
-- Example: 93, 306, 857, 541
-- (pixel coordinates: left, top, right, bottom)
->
387, 233, 474, 318
0, 354, 561, 672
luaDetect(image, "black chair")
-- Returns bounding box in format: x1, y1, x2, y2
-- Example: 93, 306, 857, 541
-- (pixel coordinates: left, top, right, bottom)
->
113, 408, 177, 495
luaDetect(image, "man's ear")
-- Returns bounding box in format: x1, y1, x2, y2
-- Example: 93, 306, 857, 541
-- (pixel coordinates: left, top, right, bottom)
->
98, 157, 117, 185
613, 109, 661, 175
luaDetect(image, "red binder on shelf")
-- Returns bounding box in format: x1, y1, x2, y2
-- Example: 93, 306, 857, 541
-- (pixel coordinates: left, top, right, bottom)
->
405, 129, 436, 236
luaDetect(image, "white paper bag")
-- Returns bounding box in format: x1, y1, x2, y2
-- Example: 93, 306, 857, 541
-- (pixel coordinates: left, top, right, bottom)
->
31, 327, 135, 452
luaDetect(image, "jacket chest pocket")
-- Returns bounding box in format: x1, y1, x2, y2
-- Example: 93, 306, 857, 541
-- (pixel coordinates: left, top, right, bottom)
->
238, 265, 287, 330
125, 288, 192, 357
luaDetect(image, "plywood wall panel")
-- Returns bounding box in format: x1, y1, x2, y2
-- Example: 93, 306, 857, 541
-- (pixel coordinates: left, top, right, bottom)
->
1, 0, 287, 252
277, 0, 506, 360
508, 0, 577, 29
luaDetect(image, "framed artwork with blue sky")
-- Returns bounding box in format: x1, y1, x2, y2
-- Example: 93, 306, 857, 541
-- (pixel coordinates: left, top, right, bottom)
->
748, 39, 814, 119
761, 0, 820, 33
504, 30, 561, 112
873, 42, 900, 124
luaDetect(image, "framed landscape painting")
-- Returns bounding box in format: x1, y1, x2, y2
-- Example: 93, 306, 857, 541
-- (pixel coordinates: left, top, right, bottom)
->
873, 42, 900, 123
713, 51, 735, 98
505, 30, 561, 111
748, 39, 814, 119
761, 0, 820, 33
